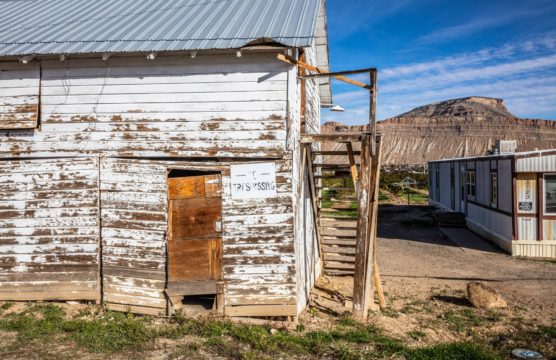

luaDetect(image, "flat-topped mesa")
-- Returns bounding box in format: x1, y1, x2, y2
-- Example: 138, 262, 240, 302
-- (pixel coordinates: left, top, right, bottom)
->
395, 96, 514, 119
322, 96, 556, 166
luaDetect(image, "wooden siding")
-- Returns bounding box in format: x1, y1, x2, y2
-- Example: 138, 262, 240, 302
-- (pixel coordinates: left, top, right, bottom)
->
0, 157, 100, 300
100, 158, 167, 315
303, 44, 321, 135
0, 51, 313, 314
221, 159, 296, 310
0, 53, 289, 158
295, 44, 321, 313
0, 63, 39, 129
98, 157, 297, 315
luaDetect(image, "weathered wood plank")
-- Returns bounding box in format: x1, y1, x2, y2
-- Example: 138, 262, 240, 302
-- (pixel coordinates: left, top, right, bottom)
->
0, 156, 100, 302
0, 64, 39, 130
224, 304, 297, 316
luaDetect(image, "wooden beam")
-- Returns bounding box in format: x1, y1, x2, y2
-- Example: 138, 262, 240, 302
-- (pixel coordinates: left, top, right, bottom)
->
346, 142, 359, 193
312, 150, 362, 156
369, 138, 385, 309
165, 281, 217, 297
352, 135, 372, 319
277, 54, 371, 90
300, 133, 367, 143
225, 304, 297, 317
369, 70, 378, 155
300, 67, 377, 78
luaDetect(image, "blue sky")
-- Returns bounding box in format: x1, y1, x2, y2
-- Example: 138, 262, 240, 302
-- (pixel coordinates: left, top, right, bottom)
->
322, 0, 556, 124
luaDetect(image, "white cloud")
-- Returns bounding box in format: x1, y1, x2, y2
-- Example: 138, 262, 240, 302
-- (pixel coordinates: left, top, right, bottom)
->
415, 4, 556, 44
324, 33, 556, 124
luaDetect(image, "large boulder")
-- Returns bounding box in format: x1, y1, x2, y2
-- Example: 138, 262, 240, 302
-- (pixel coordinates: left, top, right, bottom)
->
467, 282, 507, 309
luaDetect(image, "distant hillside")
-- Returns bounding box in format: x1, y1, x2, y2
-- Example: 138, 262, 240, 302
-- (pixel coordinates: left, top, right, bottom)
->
322, 97, 556, 166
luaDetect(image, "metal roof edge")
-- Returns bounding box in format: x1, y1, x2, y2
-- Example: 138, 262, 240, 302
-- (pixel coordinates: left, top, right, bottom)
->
428, 148, 556, 164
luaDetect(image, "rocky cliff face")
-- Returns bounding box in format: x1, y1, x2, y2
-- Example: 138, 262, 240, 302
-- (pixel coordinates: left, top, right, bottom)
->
322, 97, 556, 166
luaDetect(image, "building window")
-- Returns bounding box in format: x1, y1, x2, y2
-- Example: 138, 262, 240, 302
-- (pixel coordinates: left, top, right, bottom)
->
435, 166, 440, 200
428, 164, 433, 195
460, 170, 466, 201
490, 172, 498, 207
466, 171, 476, 198
545, 174, 556, 215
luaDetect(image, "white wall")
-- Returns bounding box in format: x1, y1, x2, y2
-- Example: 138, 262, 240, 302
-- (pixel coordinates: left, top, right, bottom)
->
0, 53, 289, 159
0, 157, 100, 301
294, 44, 321, 314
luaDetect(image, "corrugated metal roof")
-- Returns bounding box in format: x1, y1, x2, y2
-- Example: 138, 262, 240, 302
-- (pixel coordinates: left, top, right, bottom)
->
0, 0, 321, 57
429, 148, 556, 164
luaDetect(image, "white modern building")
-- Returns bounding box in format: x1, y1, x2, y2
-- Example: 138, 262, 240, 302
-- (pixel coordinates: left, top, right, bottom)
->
429, 149, 556, 258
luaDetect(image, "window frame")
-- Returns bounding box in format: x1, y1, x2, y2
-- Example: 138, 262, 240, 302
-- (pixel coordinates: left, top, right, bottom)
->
466, 170, 476, 198
544, 173, 556, 216
435, 165, 440, 200
460, 168, 466, 201
490, 171, 498, 208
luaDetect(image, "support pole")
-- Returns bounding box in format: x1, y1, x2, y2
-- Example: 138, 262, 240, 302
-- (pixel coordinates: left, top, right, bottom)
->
346, 142, 359, 193
369, 137, 385, 309
369, 70, 377, 155
352, 135, 373, 319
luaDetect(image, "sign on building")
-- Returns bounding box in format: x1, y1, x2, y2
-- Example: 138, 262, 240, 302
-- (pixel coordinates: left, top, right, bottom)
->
231, 162, 277, 200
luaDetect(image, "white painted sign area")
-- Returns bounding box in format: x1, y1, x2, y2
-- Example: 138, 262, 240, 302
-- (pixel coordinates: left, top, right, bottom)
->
231, 162, 277, 199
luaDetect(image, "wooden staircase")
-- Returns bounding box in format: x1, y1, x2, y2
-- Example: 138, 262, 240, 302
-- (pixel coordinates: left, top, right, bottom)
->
300, 133, 382, 276
315, 157, 359, 275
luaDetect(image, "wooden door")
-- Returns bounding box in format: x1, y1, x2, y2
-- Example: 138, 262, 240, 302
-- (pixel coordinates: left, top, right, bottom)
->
167, 174, 222, 283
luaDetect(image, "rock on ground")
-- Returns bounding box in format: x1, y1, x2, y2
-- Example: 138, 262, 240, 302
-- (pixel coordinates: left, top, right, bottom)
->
467, 281, 507, 309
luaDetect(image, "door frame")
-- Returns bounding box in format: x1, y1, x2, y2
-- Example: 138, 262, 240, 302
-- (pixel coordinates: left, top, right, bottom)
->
164, 168, 224, 315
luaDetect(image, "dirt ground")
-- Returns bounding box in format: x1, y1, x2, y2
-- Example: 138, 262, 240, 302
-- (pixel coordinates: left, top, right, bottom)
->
304, 205, 556, 350
0, 204, 554, 359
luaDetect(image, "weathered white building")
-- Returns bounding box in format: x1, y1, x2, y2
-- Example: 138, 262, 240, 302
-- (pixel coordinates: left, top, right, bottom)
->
0, 0, 331, 317
429, 149, 556, 258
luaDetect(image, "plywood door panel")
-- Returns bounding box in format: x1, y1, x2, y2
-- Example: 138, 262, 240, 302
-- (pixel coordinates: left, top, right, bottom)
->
168, 175, 222, 283
170, 198, 221, 239
168, 176, 205, 199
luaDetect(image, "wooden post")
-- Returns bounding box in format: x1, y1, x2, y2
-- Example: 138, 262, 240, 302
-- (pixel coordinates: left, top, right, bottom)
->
369, 137, 385, 309
352, 135, 373, 319
346, 142, 359, 193
306, 145, 324, 263
369, 70, 377, 155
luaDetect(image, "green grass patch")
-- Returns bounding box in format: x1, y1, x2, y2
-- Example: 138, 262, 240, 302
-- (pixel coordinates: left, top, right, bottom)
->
0, 304, 154, 353
405, 342, 498, 360
407, 330, 427, 340
0, 302, 14, 311
0, 304, 522, 359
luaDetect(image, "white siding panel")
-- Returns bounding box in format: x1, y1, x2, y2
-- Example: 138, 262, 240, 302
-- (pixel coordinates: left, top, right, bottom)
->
438, 162, 452, 209
517, 217, 537, 241
100, 158, 167, 314
516, 154, 556, 172
0, 157, 100, 301
0, 53, 289, 159
0, 63, 39, 129
467, 202, 513, 243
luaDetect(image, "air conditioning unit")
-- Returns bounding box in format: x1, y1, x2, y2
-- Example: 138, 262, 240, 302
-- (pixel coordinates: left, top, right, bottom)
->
494, 140, 517, 155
